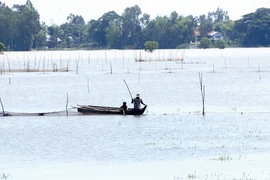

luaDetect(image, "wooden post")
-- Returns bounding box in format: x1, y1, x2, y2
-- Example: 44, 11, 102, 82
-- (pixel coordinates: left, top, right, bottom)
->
87, 78, 90, 93
181, 61, 183, 70
34, 55, 37, 70
202, 85, 205, 116
17, 57, 21, 70
7, 56, 11, 72
38, 57, 41, 71
75, 59, 79, 74
199, 72, 206, 116
0, 98, 5, 116
138, 61, 141, 82
110, 61, 113, 74
60, 54, 62, 67
43, 57, 45, 74
66, 93, 69, 116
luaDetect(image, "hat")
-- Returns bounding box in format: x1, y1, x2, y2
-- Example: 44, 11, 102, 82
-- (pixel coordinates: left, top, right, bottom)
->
136, 94, 140, 97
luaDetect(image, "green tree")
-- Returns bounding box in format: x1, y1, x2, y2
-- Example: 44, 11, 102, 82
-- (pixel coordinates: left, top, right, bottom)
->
88, 11, 120, 48
140, 13, 150, 28
33, 22, 47, 49
209, 7, 229, 23
198, 14, 213, 38
121, 5, 143, 49
12, 0, 41, 51
0, 2, 16, 50
200, 37, 212, 49
0, 42, 5, 51
58, 14, 87, 48
47, 25, 64, 48
214, 39, 226, 49
144, 41, 158, 52
235, 8, 270, 47
105, 22, 121, 49
142, 16, 170, 49
68, 14, 85, 46
176, 43, 189, 49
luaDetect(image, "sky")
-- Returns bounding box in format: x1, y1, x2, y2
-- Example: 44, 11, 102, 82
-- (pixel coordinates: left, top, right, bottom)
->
4, 0, 270, 25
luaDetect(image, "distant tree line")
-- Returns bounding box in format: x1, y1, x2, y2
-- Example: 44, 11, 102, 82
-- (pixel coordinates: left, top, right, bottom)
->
0, 0, 270, 51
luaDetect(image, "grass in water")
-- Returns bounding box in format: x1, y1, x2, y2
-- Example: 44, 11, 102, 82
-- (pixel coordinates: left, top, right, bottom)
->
0, 173, 10, 179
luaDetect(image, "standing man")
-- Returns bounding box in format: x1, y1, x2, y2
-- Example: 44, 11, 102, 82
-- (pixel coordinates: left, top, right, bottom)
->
131, 94, 146, 112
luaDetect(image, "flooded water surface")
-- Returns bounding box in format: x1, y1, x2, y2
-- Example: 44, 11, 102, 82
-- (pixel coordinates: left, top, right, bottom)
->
1, 48, 270, 179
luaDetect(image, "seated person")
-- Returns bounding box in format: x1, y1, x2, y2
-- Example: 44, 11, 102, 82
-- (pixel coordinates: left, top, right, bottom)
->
120, 102, 128, 114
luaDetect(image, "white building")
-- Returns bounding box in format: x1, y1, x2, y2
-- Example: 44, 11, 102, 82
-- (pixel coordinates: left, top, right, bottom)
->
208, 31, 223, 41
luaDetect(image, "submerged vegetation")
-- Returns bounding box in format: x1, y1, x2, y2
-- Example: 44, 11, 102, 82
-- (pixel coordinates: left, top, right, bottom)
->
0, 173, 10, 179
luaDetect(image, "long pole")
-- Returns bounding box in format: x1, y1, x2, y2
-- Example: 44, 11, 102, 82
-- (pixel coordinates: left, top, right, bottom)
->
0, 98, 5, 116
123, 79, 133, 99
198, 72, 205, 116
66, 93, 69, 116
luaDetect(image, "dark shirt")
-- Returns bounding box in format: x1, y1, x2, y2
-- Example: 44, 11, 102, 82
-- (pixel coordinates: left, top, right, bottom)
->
132, 97, 145, 109
120, 104, 128, 111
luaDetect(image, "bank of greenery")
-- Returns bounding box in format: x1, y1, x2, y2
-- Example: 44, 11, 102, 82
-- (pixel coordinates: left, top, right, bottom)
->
0, 1, 270, 51
0, 42, 5, 52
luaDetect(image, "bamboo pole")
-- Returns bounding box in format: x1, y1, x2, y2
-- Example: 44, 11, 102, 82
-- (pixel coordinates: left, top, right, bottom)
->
199, 72, 206, 116
34, 55, 37, 70
37, 57, 41, 70
110, 61, 113, 74
123, 79, 133, 99
17, 57, 21, 70
7, 56, 11, 72
75, 58, 79, 74
87, 78, 90, 93
43, 57, 45, 74
138, 61, 141, 82
202, 85, 205, 116
60, 54, 62, 67
0, 98, 5, 116
181, 61, 184, 70
67, 61, 69, 72
66, 93, 69, 116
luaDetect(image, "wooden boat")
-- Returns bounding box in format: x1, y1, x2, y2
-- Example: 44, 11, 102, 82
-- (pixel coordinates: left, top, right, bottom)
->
77, 105, 147, 115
